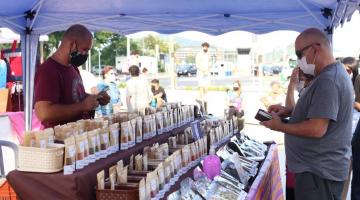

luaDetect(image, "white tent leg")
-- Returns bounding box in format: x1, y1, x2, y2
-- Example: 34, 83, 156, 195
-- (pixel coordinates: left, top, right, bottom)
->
21, 33, 39, 131
24, 34, 32, 131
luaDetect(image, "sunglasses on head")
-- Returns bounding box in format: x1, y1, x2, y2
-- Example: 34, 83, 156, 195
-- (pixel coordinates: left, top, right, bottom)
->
295, 43, 320, 59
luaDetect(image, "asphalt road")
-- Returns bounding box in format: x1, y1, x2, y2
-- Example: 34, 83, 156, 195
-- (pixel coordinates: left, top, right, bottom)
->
157, 74, 283, 91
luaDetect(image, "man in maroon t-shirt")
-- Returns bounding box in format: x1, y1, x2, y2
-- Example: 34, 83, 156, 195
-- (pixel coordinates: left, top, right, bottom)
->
34, 24, 110, 128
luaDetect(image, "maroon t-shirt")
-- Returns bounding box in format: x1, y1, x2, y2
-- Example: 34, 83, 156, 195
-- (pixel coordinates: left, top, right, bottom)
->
34, 58, 90, 127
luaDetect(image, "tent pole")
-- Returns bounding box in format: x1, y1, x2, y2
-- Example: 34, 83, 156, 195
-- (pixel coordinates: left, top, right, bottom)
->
127, 37, 130, 57
296, 0, 326, 29
30, 0, 44, 30
169, 36, 175, 90
24, 34, 32, 131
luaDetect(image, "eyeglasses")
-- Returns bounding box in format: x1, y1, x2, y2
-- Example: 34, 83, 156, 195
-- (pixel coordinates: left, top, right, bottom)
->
295, 43, 320, 59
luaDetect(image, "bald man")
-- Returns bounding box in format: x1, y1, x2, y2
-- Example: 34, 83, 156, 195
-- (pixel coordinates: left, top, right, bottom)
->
261, 28, 352, 200
34, 24, 110, 128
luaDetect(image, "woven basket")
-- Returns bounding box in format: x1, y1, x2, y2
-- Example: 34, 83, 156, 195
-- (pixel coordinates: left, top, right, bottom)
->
96, 184, 139, 200
17, 143, 65, 173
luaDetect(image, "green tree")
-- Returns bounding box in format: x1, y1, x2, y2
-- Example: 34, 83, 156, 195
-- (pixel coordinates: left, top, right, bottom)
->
42, 31, 142, 67
43, 32, 64, 58
140, 34, 179, 56
91, 32, 142, 67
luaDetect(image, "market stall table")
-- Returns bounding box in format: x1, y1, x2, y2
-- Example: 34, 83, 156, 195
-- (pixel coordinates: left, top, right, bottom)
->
7, 122, 194, 200
157, 141, 283, 200
247, 144, 284, 200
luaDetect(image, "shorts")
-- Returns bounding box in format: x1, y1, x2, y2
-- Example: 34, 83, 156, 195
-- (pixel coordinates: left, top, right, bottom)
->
198, 76, 210, 87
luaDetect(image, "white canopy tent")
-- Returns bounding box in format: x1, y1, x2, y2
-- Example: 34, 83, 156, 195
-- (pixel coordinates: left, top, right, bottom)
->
0, 0, 359, 131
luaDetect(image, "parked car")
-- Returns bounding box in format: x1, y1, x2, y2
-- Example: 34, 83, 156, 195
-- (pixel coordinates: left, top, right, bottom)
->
262, 65, 273, 76
177, 65, 197, 77
91, 65, 106, 75
271, 65, 282, 74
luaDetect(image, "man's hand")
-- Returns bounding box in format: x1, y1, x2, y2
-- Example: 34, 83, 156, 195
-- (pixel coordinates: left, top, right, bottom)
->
260, 113, 283, 132
97, 91, 110, 106
268, 104, 291, 118
289, 67, 299, 88
82, 95, 99, 111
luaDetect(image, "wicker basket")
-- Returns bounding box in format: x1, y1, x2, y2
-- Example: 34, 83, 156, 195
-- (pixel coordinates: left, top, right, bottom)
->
96, 184, 139, 200
17, 143, 65, 173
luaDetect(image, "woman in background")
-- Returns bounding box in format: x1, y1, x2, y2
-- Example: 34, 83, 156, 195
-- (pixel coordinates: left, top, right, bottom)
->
226, 81, 244, 119
97, 66, 121, 116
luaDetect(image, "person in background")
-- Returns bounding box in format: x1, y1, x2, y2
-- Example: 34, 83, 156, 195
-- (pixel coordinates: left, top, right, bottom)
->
196, 42, 211, 114
142, 67, 148, 75
226, 80, 244, 119
262, 28, 352, 200
34, 24, 110, 128
342, 57, 360, 111
150, 79, 167, 107
342, 57, 358, 86
140, 67, 149, 80
96, 66, 121, 116
342, 57, 360, 200
126, 65, 152, 113
79, 67, 99, 94
285, 67, 314, 110
260, 81, 286, 109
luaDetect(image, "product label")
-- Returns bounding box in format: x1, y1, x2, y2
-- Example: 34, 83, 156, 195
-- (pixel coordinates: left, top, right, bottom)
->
69, 146, 76, 157
39, 139, 47, 149
102, 134, 109, 144
91, 137, 96, 150
30, 139, 36, 147
112, 130, 118, 143
97, 135, 101, 149
136, 136, 142, 143
140, 187, 146, 200
79, 141, 85, 152
121, 143, 128, 150
150, 179, 157, 191
159, 171, 164, 183
63, 165, 75, 175
76, 160, 84, 169
84, 140, 89, 150
48, 135, 54, 143
165, 166, 171, 177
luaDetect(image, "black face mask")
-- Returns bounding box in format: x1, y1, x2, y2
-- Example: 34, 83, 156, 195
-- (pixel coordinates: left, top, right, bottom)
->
203, 49, 208, 53
151, 86, 156, 91
70, 44, 88, 67
233, 87, 239, 91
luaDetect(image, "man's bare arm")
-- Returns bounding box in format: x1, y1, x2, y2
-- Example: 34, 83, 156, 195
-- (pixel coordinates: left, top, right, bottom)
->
35, 95, 98, 125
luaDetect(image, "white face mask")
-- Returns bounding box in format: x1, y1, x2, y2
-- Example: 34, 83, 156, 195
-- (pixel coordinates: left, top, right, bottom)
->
297, 56, 315, 76
106, 73, 116, 83
350, 72, 353, 79
295, 80, 305, 93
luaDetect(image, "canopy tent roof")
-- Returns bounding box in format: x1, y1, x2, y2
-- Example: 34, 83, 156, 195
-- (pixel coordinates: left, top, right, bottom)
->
0, 0, 359, 36
0, 28, 48, 44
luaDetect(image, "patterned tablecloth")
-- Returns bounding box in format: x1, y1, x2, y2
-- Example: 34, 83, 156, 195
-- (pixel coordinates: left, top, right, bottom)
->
247, 144, 284, 200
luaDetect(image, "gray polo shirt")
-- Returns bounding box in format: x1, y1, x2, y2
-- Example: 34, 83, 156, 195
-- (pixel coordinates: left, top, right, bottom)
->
286, 62, 353, 181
